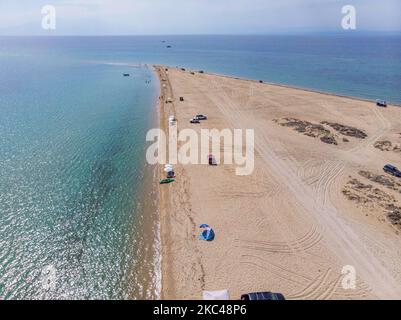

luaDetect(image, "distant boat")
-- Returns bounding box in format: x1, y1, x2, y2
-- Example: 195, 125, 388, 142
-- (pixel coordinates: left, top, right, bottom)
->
123, 73, 130, 77
166, 45, 172, 48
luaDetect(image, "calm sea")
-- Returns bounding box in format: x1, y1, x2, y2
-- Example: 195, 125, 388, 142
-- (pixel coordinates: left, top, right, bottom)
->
0, 35, 400, 299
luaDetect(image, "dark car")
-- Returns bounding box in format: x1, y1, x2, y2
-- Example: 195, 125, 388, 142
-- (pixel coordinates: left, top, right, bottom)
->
383, 164, 401, 177
241, 292, 285, 301
190, 118, 200, 124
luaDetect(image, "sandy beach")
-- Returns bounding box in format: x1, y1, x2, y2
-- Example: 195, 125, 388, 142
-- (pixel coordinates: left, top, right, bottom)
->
155, 65, 401, 300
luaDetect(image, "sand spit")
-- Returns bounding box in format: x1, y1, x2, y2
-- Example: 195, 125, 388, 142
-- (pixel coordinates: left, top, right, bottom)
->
155, 66, 401, 300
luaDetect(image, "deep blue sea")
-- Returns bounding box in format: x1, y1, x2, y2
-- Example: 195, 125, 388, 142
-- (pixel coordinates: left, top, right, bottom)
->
0, 35, 400, 299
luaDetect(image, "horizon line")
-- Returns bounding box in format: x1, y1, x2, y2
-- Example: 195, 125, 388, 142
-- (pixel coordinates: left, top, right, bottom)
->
1, 30, 401, 37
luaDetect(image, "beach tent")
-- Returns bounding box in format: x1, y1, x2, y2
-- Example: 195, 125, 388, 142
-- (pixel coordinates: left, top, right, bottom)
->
199, 224, 215, 241
203, 290, 230, 300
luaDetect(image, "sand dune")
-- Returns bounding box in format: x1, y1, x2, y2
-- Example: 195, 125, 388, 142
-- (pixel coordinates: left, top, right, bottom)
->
155, 66, 401, 300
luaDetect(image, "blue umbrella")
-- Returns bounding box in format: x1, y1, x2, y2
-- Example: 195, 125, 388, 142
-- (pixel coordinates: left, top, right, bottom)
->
199, 224, 215, 241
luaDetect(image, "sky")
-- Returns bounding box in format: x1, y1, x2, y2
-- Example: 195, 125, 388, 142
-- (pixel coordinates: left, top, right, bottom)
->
0, 0, 400, 35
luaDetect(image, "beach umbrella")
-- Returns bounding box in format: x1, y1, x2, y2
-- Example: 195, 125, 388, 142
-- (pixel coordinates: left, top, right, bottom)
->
199, 224, 215, 241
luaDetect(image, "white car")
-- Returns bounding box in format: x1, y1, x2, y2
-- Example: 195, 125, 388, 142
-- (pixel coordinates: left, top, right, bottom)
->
194, 114, 208, 120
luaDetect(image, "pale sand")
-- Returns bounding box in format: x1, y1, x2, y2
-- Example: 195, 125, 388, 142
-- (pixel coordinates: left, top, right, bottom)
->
155, 65, 401, 300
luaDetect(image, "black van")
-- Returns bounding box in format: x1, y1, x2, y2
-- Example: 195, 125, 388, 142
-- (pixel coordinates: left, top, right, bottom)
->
383, 164, 401, 177
241, 292, 285, 301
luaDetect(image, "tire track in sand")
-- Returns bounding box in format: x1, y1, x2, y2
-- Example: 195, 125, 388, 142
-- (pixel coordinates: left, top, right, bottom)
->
201, 77, 401, 299
236, 226, 323, 254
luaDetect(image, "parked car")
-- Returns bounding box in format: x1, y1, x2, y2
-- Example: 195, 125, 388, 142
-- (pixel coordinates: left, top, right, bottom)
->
241, 292, 285, 301
383, 164, 401, 177
194, 114, 208, 120
169, 116, 177, 126
190, 118, 201, 124
208, 154, 217, 166
376, 99, 387, 107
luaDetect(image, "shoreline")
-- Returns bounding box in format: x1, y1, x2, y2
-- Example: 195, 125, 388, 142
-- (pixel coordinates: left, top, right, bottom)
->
162, 66, 401, 107
154, 65, 175, 299
154, 65, 401, 300
147, 69, 164, 300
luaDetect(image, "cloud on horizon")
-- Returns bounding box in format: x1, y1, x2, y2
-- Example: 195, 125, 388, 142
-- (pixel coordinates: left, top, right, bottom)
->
0, 0, 400, 35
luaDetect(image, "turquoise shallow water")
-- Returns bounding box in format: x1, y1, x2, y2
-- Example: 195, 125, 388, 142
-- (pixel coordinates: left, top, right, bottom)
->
0, 47, 160, 299
0, 35, 400, 299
